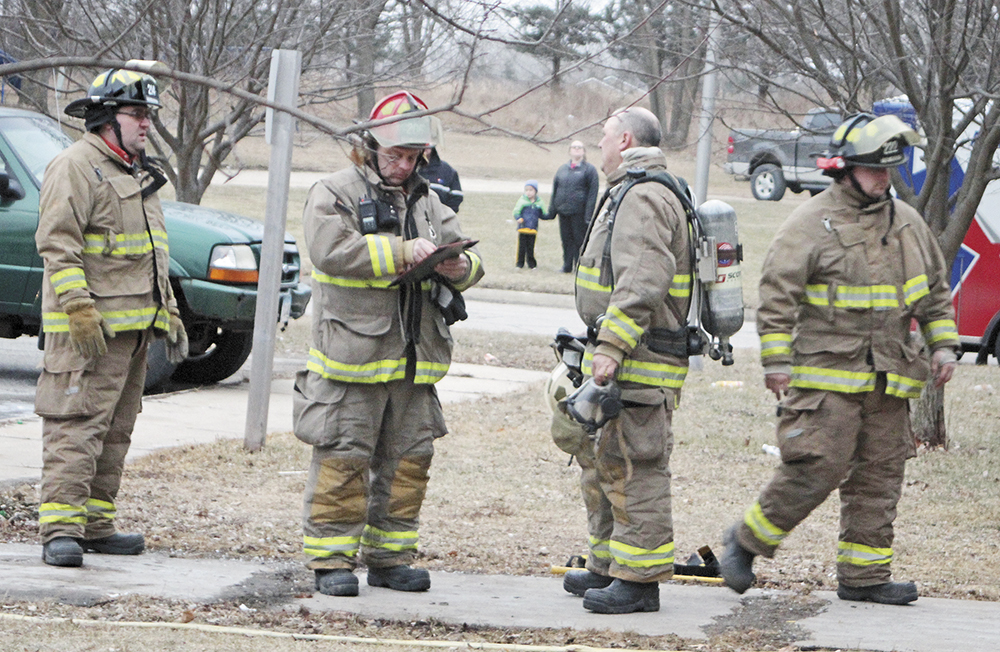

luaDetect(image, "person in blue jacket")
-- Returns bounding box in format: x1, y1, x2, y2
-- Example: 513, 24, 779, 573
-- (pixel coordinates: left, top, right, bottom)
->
512, 180, 546, 269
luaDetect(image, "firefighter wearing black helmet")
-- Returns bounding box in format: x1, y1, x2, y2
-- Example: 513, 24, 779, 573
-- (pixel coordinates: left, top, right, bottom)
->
719, 113, 960, 604
35, 64, 186, 567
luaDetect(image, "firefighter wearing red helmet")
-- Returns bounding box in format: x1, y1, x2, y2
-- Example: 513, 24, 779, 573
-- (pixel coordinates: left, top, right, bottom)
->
294, 91, 484, 596
720, 113, 960, 604
36, 63, 185, 567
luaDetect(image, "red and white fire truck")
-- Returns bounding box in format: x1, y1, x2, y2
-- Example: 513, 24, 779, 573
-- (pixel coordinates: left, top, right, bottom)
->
874, 98, 1000, 363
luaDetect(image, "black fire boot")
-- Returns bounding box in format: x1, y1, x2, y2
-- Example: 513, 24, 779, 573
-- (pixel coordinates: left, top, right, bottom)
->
719, 524, 757, 594
582, 579, 659, 614
42, 537, 83, 567
367, 565, 431, 592
838, 581, 918, 605
315, 569, 359, 596
563, 569, 614, 596
82, 532, 145, 555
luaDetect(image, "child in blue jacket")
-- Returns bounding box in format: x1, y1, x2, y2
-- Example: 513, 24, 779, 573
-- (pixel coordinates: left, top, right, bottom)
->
512, 180, 546, 269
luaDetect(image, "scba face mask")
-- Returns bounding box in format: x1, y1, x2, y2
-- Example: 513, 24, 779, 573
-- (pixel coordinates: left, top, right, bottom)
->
562, 378, 623, 431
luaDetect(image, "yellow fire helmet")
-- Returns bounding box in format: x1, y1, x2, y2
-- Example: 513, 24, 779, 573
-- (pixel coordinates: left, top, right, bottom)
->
817, 113, 921, 173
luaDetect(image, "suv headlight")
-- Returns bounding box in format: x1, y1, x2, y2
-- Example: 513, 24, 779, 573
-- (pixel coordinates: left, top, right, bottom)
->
208, 244, 259, 283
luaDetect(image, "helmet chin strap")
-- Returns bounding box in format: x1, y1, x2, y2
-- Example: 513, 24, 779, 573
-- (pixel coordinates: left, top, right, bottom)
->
110, 118, 131, 157
846, 167, 889, 206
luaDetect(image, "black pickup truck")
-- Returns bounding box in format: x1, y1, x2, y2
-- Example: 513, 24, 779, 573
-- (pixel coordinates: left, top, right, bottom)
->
725, 108, 841, 201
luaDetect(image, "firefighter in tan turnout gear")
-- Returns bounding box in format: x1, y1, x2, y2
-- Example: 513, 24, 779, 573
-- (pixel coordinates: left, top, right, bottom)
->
719, 113, 960, 605
36, 66, 187, 567
560, 107, 692, 614
294, 91, 484, 597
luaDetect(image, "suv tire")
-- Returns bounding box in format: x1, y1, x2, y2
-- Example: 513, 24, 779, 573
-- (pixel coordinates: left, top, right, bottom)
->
751, 164, 787, 201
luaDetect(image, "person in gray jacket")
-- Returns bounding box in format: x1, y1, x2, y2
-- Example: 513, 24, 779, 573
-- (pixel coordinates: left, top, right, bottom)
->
548, 141, 599, 272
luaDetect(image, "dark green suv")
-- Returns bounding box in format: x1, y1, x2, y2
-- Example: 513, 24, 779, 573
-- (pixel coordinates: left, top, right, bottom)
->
0, 107, 310, 389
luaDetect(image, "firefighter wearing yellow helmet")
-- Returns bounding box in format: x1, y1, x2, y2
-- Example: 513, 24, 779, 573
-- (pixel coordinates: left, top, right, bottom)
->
36, 63, 185, 567
719, 113, 960, 605
293, 91, 484, 597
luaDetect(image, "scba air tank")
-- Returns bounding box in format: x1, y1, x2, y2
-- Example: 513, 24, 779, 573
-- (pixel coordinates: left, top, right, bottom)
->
696, 200, 744, 341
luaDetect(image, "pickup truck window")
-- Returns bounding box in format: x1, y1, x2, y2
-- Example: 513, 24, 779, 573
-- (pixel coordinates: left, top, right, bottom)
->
807, 111, 841, 131
0, 115, 74, 186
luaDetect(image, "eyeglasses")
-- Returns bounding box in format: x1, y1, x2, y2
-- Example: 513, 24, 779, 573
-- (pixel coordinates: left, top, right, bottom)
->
118, 107, 156, 121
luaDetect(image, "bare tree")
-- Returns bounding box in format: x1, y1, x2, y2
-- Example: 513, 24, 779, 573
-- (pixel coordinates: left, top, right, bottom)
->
504, 1, 601, 89
711, 0, 1000, 446
600, 0, 710, 148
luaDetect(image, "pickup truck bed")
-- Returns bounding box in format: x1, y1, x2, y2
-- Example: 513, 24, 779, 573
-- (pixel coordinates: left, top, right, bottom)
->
725, 108, 841, 200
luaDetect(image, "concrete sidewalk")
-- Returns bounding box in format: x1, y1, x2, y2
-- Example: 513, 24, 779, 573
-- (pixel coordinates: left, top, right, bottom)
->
1, 541, 997, 652
0, 361, 549, 487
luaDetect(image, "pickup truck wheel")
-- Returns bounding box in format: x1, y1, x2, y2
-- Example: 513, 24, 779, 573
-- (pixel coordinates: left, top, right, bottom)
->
751, 164, 787, 201
144, 339, 178, 394
170, 327, 254, 385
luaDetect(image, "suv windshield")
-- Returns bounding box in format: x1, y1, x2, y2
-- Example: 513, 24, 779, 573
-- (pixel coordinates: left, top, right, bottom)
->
0, 115, 74, 187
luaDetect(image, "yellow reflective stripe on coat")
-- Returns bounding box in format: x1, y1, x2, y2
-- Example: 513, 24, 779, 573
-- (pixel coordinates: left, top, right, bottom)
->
82, 232, 154, 255
42, 306, 163, 333
307, 348, 406, 383
85, 498, 116, 520
582, 351, 687, 388
668, 273, 692, 298
837, 541, 892, 566
834, 285, 898, 310
609, 539, 675, 569
804, 284, 829, 306
453, 250, 483, 292
760, 333, 792, 358
588, 535, 612, 560
921, 319, 958, 345
903, 274, 930, 305
303, 535, 360, 558
361, 524, 419, 551
885, 373, 925, 399
744, 500, 788, 547
576, 265, 611, 293
605, 305, 644, 348
50, 267, 88, 295
149, 229, 169, 254
312, 269, 394, 289
366, 234, 396, 277
38, 502, 87, 525
413, 360, 450, 384
790, 366, 876, 393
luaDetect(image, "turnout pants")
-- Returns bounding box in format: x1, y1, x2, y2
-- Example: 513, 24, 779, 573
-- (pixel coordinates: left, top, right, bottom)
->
295, 374, 446, 570
37, 331, 150, 543
736, 374, 914, 586
579, 396, 675, 583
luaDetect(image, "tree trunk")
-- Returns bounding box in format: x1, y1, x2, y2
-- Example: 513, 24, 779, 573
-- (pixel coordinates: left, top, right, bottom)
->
912, 383, 947, 450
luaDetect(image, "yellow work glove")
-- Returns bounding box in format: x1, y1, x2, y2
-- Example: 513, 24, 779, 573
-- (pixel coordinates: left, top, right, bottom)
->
166, 312, 189, 365
64, 298, 114, 359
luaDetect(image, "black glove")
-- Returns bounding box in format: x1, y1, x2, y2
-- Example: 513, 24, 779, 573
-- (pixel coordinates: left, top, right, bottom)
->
432, 279, 467, 326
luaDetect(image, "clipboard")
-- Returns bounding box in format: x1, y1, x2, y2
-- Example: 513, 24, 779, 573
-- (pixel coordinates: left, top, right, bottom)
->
389, 239, 478, 287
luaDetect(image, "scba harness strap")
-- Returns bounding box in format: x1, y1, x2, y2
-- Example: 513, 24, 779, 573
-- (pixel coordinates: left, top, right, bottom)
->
587, 168, 701, 356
